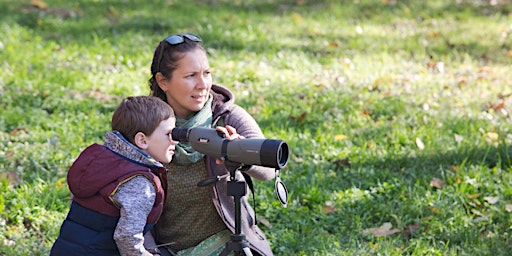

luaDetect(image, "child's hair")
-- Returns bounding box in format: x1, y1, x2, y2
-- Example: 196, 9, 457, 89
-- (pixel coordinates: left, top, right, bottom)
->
111, 96, 174, 145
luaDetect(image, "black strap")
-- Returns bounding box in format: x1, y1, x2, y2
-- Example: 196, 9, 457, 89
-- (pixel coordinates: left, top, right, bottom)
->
241, 171, 257, 225
221, 139, 229, 161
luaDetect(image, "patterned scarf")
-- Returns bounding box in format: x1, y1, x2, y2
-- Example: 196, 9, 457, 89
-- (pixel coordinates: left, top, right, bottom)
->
172, 95, 213, 165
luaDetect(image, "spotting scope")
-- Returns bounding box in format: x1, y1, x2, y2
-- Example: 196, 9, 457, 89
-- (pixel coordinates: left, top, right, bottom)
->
172, 127, 289, 169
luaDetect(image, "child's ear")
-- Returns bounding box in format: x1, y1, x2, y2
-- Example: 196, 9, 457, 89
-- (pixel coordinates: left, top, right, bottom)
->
134, 132, 149, 149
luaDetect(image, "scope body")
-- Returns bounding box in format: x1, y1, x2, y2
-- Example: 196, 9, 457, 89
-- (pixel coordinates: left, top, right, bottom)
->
172, 127, 288, 169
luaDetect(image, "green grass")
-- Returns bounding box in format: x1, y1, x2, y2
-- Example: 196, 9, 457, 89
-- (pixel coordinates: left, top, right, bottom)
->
1, 0, 512, 255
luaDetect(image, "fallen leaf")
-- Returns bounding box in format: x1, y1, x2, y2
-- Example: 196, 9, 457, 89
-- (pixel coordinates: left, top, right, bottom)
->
430, 177, 446, 189
363, 222, 401, 237
489, 100, 506, 111
416, 137, 425, 150
322, 204, 336, 214
10, 127, 27, 136
427, 61, 444, 73
334, 134, 348, 141
429, 206, 441, 214
486, 132, 499, 141
31, 0, 48, 9
0, 171, 23, 186
484, 196, 499, 204
449, 165, 459, 172
289, 112, 307, 123
328, 41, 339, 48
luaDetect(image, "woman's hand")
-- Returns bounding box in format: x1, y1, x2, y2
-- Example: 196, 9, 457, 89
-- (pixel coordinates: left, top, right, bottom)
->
214, 125, 243, 164
215, 125, 244, 140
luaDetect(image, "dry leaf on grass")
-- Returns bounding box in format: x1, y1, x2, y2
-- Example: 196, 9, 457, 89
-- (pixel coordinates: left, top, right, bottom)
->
415, 137, 425, 150
335, 134, 348, 141
363, 222, 401, 237
484, 196, 499, 204
31, 0, 48, 9
322, 204, 336, 214
0, 171, 23, 186
430, 177, 446, 189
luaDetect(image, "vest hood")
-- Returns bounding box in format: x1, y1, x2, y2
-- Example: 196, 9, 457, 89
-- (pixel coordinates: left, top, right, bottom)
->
67, 131, 163, 198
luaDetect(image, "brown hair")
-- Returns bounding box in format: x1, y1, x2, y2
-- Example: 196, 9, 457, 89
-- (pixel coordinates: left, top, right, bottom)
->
111, 96, 174, 144
148, 35, 206, 103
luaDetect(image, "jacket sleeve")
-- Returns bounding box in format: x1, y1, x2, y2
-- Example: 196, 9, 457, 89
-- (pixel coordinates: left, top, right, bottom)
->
112, 175, 155, 256
224, 105, 276, 181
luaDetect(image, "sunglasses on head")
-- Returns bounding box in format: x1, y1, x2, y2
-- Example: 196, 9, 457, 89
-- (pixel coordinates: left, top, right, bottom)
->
155, 33, 202, 74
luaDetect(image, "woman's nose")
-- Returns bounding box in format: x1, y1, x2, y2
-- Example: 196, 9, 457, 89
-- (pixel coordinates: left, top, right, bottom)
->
196, 75, 209, 89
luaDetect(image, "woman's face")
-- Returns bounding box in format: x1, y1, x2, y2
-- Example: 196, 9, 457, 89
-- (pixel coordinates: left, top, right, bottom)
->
158, 48, 212, 119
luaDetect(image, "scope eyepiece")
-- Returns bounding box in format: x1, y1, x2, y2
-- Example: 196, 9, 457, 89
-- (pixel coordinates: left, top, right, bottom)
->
171, 127, 190, 142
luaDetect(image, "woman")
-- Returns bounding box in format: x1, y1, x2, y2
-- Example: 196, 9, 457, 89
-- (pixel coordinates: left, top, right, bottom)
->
147, 33, 275, 256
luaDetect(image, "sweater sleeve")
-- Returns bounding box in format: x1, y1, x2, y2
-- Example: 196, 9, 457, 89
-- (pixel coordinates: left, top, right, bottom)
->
112, 175, 155, 256
225, 105, 276, 181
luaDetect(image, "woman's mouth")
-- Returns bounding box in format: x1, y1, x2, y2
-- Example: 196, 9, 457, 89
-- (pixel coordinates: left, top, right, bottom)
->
191, 95, 206, 103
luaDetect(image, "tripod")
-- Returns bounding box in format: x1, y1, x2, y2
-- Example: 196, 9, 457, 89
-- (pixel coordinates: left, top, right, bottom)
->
218, 164, 253, 256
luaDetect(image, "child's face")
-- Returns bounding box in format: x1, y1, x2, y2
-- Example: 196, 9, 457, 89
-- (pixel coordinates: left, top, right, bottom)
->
144, 117, 178, 164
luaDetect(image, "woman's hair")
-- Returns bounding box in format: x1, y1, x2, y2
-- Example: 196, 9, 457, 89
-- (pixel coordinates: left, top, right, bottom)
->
148, 35, 206, 103
111, 96, 174, 145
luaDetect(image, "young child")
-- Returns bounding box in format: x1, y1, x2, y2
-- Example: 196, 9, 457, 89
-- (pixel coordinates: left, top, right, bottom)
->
50, 96, 178, 256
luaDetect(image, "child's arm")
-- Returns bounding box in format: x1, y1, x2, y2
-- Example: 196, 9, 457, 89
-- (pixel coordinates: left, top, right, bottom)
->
112, 175, 156, 256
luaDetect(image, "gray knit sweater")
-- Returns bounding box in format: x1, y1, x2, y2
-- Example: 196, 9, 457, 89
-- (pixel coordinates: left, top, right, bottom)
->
104, 131, 159, 256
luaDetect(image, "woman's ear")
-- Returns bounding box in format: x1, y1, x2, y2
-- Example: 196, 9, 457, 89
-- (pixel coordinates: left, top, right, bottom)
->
156, 72, 169, 92
134, 132, 149, 149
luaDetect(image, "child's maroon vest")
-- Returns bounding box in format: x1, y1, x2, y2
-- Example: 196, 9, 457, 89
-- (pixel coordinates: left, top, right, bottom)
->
50, 144, 167, 255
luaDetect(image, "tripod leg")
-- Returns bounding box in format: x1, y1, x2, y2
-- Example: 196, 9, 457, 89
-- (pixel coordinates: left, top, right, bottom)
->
242, 247, 253, 256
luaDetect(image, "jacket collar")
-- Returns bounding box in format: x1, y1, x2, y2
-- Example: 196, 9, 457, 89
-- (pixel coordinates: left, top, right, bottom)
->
103, 131, 163, 168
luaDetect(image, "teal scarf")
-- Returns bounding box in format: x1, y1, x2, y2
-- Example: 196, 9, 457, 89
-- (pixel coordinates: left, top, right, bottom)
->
172, 96, 213, 165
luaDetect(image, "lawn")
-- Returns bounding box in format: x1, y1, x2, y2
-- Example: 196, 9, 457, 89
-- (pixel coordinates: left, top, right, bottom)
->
1, 0, 511, 255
